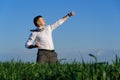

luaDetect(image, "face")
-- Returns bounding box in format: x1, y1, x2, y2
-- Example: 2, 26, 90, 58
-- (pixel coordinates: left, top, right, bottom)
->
36, 17, 46, 27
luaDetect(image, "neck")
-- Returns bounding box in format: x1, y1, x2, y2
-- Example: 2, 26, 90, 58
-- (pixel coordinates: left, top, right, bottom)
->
37, 26, 44, 29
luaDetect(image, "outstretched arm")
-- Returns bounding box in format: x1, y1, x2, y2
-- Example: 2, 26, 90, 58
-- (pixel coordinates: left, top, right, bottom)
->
50, 11, 75, 31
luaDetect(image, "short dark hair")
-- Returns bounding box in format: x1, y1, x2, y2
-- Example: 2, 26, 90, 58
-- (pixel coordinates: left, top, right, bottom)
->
33, 15, 42, 27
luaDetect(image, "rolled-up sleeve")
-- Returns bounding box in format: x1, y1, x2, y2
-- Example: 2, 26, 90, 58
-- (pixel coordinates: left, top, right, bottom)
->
50, 19, 65, 31
25, 32, 37, 48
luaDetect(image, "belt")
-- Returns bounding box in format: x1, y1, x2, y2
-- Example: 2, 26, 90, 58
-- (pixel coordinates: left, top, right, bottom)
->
38, 49, 55, 52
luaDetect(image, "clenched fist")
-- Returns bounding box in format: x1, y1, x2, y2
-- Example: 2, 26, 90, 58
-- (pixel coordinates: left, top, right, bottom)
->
68, 11, 75, 17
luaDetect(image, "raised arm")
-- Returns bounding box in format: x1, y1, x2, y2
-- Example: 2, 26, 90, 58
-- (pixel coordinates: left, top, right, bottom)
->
50, 11, 75, 31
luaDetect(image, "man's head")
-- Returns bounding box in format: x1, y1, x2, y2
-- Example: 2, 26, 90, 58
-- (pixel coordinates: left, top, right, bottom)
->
33, 15, 46, 27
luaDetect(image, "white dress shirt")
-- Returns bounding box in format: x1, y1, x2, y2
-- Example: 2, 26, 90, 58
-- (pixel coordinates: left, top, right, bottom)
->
25, 19, 65, 50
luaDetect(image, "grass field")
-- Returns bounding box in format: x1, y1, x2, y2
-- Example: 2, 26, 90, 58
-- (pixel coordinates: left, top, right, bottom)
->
0, 54, 120, 80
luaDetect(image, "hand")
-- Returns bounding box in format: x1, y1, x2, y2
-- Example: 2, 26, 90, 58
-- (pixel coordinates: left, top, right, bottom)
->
35, 42, 40, 47
68, 11, 75, 17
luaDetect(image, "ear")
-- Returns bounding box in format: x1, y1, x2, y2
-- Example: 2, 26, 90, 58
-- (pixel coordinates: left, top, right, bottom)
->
36, 21, 41, 26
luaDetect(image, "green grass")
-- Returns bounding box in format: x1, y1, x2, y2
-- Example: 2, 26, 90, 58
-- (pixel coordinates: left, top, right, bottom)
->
0, 54, 120, 80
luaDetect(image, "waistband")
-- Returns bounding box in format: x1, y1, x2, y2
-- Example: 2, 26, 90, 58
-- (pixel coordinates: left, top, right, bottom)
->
38, 49, 55, 52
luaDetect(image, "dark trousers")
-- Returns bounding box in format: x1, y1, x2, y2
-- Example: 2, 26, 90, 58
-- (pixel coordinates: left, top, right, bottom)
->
36, 49, 58, 63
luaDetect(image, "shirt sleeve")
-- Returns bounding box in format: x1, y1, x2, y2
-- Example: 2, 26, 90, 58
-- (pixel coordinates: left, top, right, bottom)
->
50, 18, 65, 31
25, 32, 37, 48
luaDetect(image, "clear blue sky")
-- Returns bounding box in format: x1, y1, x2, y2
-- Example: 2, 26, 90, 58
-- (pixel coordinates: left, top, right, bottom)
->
0, 0, 120, 62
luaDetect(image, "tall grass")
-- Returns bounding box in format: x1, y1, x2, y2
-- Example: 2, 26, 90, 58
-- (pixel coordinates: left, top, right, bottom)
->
0, 54, 120, 80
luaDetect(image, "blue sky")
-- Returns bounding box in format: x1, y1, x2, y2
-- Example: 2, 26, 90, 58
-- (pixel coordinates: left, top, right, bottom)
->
0, 0, 120, 62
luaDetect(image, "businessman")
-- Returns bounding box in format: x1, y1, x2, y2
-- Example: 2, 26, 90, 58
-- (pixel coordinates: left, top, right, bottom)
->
25, 11, 75, 63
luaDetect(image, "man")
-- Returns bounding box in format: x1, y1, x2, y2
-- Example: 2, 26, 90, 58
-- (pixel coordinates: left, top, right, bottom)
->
25, 11, 75, 63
